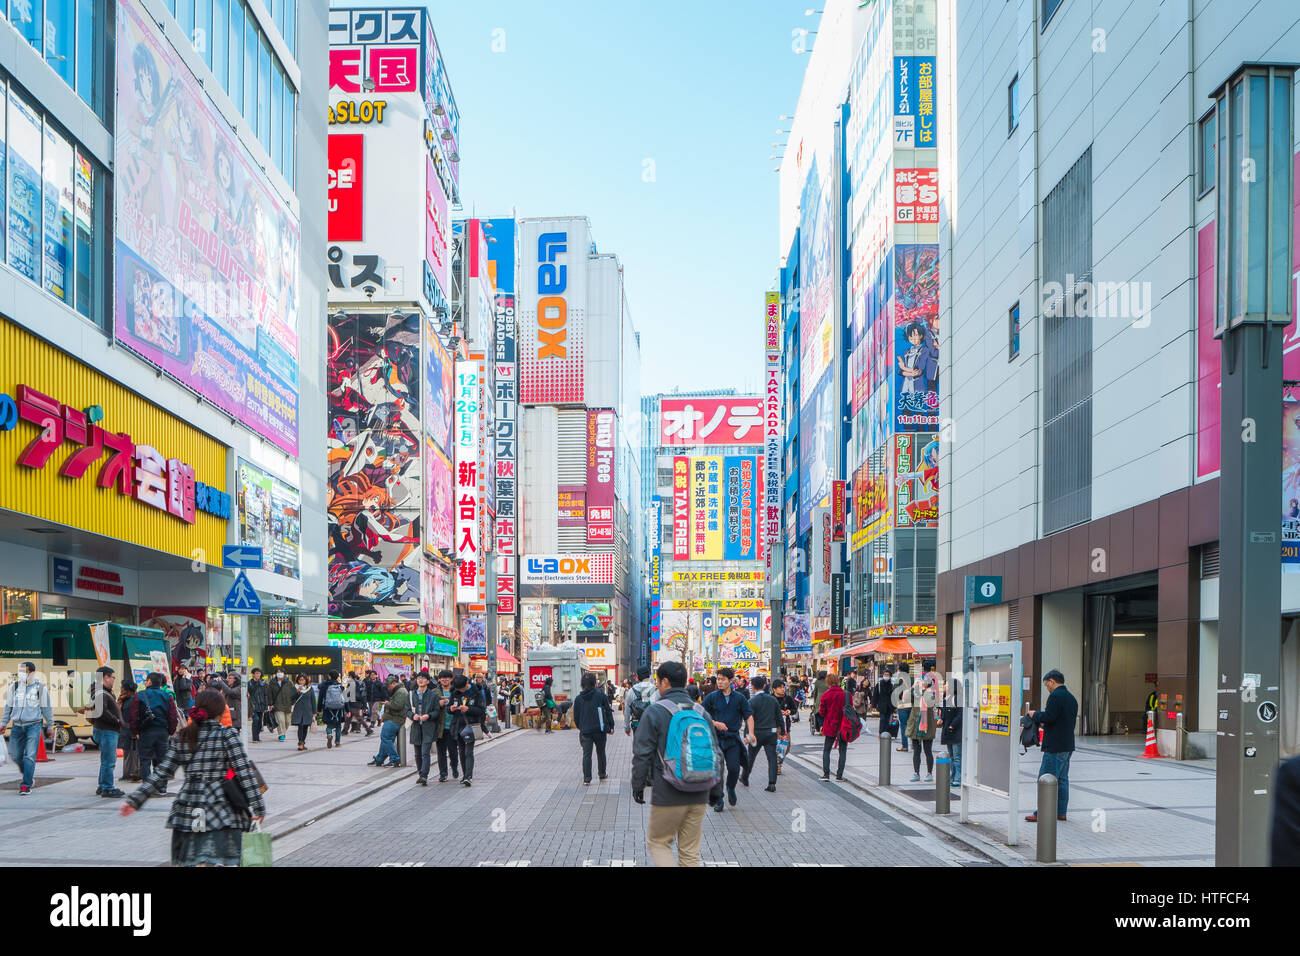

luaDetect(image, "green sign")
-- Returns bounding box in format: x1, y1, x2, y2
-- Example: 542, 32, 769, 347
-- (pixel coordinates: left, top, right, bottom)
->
428, 635, 459, 657
327, 636, 424, 653
968, 575, 1003, 604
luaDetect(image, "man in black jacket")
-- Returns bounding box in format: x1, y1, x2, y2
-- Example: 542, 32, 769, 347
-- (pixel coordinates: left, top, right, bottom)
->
741, 676, 786, 792
631, 660, 719, 867
407, 671, 440, 785
1025, 669, 1078, 823
364, 670, 388, 726
572, 672, 616, 784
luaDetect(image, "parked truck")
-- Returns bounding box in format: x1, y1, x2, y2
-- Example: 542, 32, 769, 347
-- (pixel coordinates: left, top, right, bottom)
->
522, 643, 590, 708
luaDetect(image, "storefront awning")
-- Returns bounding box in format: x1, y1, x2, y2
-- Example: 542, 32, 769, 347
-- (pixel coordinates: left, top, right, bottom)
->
860, 638, 916, 655
834, 642, 872, 657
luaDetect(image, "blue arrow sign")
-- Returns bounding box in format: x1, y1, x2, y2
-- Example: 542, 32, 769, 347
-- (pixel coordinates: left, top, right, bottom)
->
224, 570, 262, 615
222, 545, 264, 569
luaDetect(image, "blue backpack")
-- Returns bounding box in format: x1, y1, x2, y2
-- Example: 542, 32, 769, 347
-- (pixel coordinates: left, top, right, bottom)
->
657, 699, 722, 792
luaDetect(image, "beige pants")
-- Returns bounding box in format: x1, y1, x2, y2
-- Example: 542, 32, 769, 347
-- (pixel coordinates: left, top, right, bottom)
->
275, 711, 292, 734
646, 802, 707, 867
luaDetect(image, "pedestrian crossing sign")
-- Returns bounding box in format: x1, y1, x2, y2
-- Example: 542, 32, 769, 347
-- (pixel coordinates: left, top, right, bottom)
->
224, 570, 262, 615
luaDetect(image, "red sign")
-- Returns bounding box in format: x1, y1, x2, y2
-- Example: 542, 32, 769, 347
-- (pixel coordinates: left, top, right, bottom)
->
557, 485, 586, 526
586, 409, 616, 544
894, 168, 939, 224
672, 456, 690, 561
329, 45, 419, 94
528, 666, 553, 690
327, 134, 364, 242
660, 398, 763, 446
831, 480, 846, 541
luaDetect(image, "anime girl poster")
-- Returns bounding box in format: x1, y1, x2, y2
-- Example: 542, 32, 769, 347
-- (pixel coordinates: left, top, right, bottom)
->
894, 244, 940, 430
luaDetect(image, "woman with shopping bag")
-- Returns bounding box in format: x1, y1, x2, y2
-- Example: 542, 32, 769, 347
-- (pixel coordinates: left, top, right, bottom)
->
120, 689, 266, 867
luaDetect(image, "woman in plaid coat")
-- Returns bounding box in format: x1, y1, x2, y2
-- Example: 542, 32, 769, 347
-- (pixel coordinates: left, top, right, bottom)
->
121, 688, 265, 866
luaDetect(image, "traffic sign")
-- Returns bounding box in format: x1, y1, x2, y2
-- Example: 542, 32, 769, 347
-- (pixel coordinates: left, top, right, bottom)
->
968, 575, 1002, 604
224, 570, 262, 615
222, 545, 264, 569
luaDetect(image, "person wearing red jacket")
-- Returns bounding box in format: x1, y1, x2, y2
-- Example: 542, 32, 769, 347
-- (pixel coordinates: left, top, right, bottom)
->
818, 673, 850, 781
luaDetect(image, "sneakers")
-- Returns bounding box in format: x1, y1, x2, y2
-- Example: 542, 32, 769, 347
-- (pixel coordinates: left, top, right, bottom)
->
368, 758, 384, 767
739, 774, 750, 788
713, 800, 725, 813
100, 788, 125, 798
18, 785, 31, 795
417, 777, 428, 786
820, 773, 830, 781
438, 775, 448, 783
462, 778, 472, 787
924, 772, 934, 783
1024, 813, 1068, 823
909, 772, 921, 782
583, 780, 591, 786
279, 734, 286, 742
598, 774, 607, 782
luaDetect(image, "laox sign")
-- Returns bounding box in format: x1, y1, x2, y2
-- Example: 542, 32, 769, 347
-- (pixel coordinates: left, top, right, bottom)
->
536, 232, 569, 358
526, 557, 591, 575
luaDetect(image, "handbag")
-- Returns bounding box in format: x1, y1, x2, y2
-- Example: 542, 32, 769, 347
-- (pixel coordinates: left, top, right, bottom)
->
240, 823, 273, 867
460, 723, 485, 742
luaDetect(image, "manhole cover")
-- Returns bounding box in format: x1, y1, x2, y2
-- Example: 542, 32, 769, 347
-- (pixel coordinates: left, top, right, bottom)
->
0, 777, 73, 790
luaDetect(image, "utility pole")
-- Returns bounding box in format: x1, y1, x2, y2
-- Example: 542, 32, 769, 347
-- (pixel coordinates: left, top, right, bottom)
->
1212, 63, 1294, 867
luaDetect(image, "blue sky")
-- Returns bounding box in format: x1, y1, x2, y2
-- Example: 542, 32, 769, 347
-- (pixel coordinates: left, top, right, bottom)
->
424, 1, 813, 398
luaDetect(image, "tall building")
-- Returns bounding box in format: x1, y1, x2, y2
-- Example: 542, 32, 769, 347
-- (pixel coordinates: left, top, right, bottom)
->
516, 217, 644, 679
774, 0, 940, 671
938, 0, 1299, 756
644, 392, 767, 673
0, 1, 325, 677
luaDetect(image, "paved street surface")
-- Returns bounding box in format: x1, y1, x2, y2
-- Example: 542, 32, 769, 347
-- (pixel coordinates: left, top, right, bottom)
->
786, 713, 1216, 866
274, 726, 985, 866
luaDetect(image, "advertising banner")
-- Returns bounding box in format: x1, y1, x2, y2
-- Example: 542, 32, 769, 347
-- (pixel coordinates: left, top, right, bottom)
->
422, 312, 454, 455
671, 599, 768, 610
235, 459, 302, 579
423, 439, 454, 553
718, 612, 761, 663
462, 615, 487, 656
659, 397, 764, 446
894, 169, 939, 224
453, 360, 482, 603
721, 456, 759, 561
649, 497, 662, 652
328, 133, 364, 241
894, 244, 940, 431
487, 218, 517, 363
893, 432, 939, 528
519, 553, 615, 599
783, 612, 812, 655
672, 456, 690, 561
798, 369, 834, 536
586, 408, 616, 544
893, 55, 936, 149
326, 311, 421, 627
764, 295, 783, 555
831, 479, 846, 541
560, 603, 613, 631
689, 456, 723, 560
115, 0, 299, 455
420, 557, 453, 630
557, 485, 587, 526
425, 153, 451, 304
830, 572, 844, 635
673, 570, 764, 582
799, 155, 833, 405
1285, 388, 1300, 571
519, 217, 589, 404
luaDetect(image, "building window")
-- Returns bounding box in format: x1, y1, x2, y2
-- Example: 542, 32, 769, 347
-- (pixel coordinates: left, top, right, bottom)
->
1008, 73, 1019, 136
257, 32, 272, 154
244, 7, 258, 124
195, 0, 212, 69
213, 0, 229, 91
42, 119, 75, 303
1198, 110, 1216, 196
46, 0, 75, 87
229, 0, 244, 106
8, 87, 41, 283
13, 0, 41, 52
1009, 302, 1020, 360
1043, 0, 1064, 29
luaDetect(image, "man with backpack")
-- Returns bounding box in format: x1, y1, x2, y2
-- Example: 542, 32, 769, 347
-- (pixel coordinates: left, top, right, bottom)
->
631, 660, 721, 867
702, 667, 755, 812
740, 675, 786, 792
624, 665, 659, 736
127, 672, 179, 788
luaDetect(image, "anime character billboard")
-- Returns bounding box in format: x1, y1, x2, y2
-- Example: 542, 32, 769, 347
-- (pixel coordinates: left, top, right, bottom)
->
894, 433, 939, 529
894, 244, 940, 431
326, 311, 422, 625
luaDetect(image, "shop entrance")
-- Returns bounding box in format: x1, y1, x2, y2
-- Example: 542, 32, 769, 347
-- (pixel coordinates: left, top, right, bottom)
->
1080, 580, 1158, 736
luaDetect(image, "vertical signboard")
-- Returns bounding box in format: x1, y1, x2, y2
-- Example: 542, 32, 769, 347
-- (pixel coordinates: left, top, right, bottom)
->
425, 153, 451, 305
519, 217, 589, 404
831, 479, 846, 541
495, 357, 518, 615
329, 134, 365, 242
586, 408, 616, 544
649, 496, 662, 653
673, 456, 690, 561
894, 244, 940, 431
454, 360, 481, 604
830, 572, 844, 636
893, 432, 939, 528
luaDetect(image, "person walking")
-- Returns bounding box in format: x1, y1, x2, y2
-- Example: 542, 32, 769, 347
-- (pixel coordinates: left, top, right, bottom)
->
773, 678, 795, 775
874, 667, 898, 746
537, 676, 556, 734
82, 665, 124, 798
0, 661, 53, 795
317, 671, 347, 748
369, 675, 407, 768
407, 671, 439, 785
906, 672, 938, 782
939, 677, 963, 786
348, 670, 372, 736
624, 666, 658, 736
246, 668, 268, 743
702, 667, 755, 812
811, 670, 828, 735
432, 670, 459, 781
173, 665, 194, 718
128, 672, 180, 788
472, 674, 493, 739
818, 672, 850, 780
267, 669, 295, 742
290, 675, 314, 751
364, 670, 388, 727
120, 689, 265, 867
573, 672, 616, 785
117, 680, 141, 783
450, 674, 484, 786
741, 675, 785, 792
631, 661, 720, 867
223, 673, 243, 734
894, 663, 913, 752
1025, 669, 1079, 823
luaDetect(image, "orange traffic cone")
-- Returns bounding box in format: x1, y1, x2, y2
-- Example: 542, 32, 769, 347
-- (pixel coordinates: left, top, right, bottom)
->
116, 748, 124, 757
1141, 711, 1161, 758
35, 732, 52, 762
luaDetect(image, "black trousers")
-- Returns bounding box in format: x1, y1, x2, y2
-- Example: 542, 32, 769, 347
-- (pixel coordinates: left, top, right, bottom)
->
822, 735, 848, 777
710, 735, 743, 801
912, 737, 934, 773
138, 727, 169, 782
580, 731, 609, 781
745, 734, 779, 786
296, 724, 309, 744
251, 710, 263, 741
457, 736, 475, 779
435, 734, 459, 777
411, 730, 434, 779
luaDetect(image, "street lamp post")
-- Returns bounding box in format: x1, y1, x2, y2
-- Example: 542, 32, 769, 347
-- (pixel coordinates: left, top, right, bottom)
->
1212, 62, 1295, 867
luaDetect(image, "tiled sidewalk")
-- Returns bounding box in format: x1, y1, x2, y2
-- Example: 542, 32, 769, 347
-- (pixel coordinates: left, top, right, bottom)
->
788, 716, 1216, 866
0, 721, 519, 865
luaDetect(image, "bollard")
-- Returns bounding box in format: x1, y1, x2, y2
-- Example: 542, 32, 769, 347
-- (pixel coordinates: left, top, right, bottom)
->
1036, 774, 1058, 863
397, 725, 408, 768
879, 732, 892, 786
1175, 712, 1186, 761
935, 757, 951, 814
